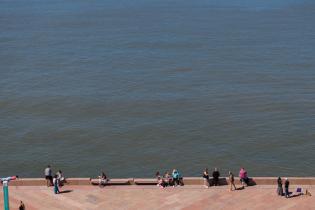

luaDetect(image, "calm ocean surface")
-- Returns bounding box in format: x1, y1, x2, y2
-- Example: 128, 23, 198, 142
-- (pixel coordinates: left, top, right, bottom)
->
0, 0, 315, 178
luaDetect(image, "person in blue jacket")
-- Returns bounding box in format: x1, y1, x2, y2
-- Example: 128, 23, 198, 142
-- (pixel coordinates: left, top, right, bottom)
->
172, 169, 184, 186
172, 169, 179, 186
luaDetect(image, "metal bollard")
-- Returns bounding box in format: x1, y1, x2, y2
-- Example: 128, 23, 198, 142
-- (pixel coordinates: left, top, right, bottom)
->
3, 181, 9, 210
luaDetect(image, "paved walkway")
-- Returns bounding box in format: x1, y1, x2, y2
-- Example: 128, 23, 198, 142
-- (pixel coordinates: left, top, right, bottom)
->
0, 185, 314, 210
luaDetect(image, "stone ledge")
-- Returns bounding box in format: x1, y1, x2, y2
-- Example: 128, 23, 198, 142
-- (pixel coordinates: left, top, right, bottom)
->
8, 178, 46, 186
2, 177, 315, 186
66, 178, 91, 185
134, 178, 157, 185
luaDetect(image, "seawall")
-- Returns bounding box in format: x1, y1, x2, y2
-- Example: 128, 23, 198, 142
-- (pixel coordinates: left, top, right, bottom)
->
4, 177, 315, 186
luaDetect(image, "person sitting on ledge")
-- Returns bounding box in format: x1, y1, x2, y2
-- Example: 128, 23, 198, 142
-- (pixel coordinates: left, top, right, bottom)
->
98, 172, 109, 187
239, 167, 249, 187
0, 175, 18, 183
212, 168, 220, 186
163, 171, 172, 187
172, 169, 184, 187
277, 177, 284, 196
171, 169, 184, 187
156, 171, 165, 188
178, 170, 184, 186
172, 169, 180, 187
203, 168, 210, 188
56, 170, 67, 186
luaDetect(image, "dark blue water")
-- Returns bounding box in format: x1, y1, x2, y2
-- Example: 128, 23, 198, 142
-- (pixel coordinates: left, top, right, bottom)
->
0, 0, 315, 178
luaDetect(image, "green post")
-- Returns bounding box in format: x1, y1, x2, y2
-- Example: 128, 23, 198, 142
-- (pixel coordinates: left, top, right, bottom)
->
3, 181, 10, 210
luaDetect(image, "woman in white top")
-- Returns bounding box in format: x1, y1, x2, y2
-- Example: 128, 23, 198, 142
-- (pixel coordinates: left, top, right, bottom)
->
56, 170, 66, 186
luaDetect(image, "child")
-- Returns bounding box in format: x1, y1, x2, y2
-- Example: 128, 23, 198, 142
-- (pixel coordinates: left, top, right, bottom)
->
53, 175, 60, 194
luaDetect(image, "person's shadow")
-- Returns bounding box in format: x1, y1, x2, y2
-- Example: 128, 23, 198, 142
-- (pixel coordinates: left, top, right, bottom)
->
59, 190, 73, 194
288, 192, 303, 198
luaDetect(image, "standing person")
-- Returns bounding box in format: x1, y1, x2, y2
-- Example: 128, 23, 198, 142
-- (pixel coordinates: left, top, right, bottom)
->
285, 178, 290, 198
172, 169, 180, 187
19, 201, 25, 210
53, 175, 60, 194
203, 168, 210, 188
212, 168, 220, 186
44, 165, 53, 187
229, 171, 237, 191
277, 177, 284, 196
239, 168, 249, 187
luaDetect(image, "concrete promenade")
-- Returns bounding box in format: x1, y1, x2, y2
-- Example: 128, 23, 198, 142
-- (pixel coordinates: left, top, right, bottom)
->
1, 178, 314, 210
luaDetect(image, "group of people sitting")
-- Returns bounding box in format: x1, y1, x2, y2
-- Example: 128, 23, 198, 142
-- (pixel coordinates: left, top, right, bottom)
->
156, 169, 184, 188
44, 165, 67, 194
154, 167, 250, 189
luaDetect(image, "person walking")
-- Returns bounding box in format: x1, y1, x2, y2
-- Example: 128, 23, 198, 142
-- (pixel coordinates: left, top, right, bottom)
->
277, 177, 284, 196
203, 168, 210, 188
44, 165, 53, 187
229, 171, 237, 191
285, 178, 290, 198
212, 168, 220, 186
53, 175, 60, 194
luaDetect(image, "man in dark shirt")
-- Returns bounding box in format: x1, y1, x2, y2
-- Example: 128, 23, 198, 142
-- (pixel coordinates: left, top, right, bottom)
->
212, 168, 220, 186
44, 165, 53, 187
277, 177, 284, 196
285, 178, 290, 198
